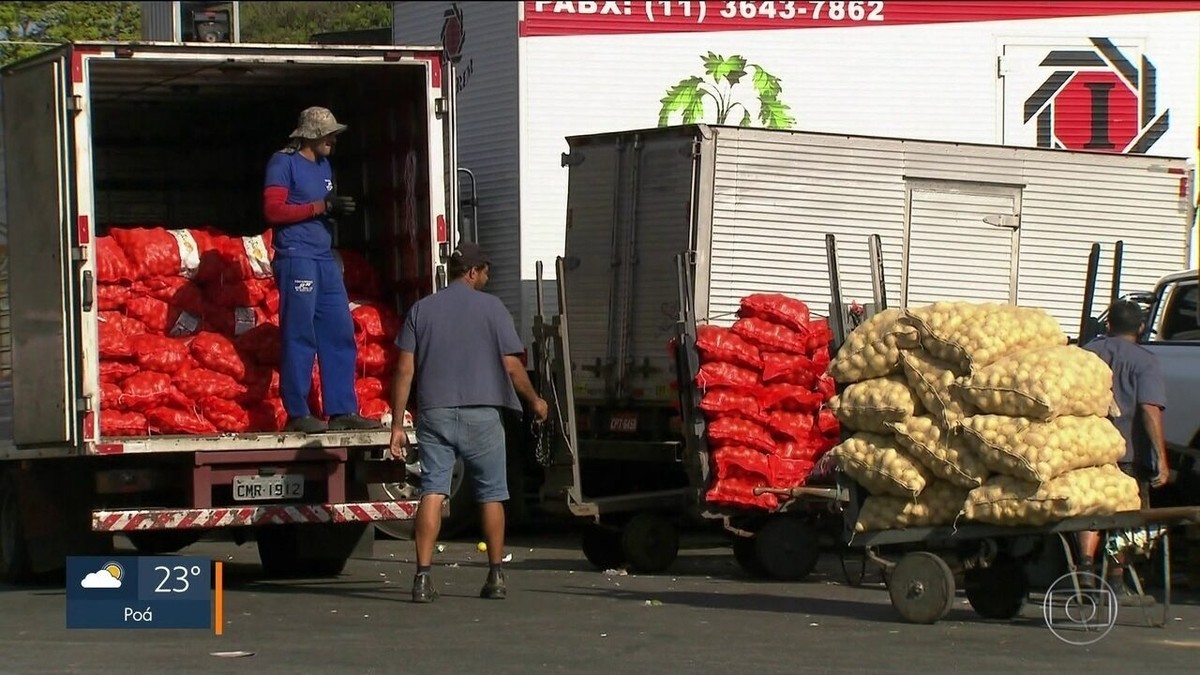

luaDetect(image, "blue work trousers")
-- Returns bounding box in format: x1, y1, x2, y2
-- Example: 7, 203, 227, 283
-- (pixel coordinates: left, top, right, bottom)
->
273, 256, 358, 418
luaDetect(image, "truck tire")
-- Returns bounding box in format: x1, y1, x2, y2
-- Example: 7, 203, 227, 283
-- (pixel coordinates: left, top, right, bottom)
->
0, 471, 31, 584
126, 530, 204, 555
371, 457, 472, 541
256, 523, 369, 578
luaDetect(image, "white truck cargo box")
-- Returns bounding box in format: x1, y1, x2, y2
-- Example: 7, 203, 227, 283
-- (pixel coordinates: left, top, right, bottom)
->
393, 1, 1200, 346
559, 124, 1193, 406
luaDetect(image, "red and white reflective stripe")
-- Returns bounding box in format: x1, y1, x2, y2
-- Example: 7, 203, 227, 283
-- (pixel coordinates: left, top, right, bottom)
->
91, 501, 419, 532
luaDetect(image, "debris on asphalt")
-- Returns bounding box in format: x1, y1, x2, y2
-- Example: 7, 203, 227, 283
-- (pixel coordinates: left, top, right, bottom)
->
644, 600, 663, 607
503, 553, 513, 563
603, 568, 628, 576
437, 544, 446, 553
210, 652, 254, 659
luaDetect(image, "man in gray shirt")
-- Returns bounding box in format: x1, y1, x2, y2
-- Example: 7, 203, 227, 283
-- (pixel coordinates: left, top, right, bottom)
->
389, 242, 548, 603
1079, 299, 1169, 603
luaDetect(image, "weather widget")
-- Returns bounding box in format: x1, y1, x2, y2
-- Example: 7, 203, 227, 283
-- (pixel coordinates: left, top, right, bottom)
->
66, 556, 214, 630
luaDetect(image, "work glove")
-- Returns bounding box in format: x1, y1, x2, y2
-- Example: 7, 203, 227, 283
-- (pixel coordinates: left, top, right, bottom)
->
325, 193, 358, 216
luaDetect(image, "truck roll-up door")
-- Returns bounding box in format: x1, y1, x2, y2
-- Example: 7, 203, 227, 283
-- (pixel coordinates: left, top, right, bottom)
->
2, 54, 81, 447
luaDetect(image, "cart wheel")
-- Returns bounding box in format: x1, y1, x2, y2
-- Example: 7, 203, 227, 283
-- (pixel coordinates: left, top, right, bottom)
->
755, 517, 821, 582
888, 552, 956, 624
621, 513, 680, 574
581, 524, 626, 571
733, 536, 768, 578
965, 556, 1029, 620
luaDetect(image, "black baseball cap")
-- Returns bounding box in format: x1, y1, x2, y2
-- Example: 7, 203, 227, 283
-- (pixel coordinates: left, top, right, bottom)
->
451, 242, 491, 268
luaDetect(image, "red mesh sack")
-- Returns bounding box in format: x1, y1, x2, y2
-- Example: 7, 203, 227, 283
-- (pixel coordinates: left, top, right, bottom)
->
731, 317, 808, 356
705, 416, 776, 454
360, 399, 390, 420
738, 293, 811, 333
712, 446, 771, 478
355, 377, 385, 403
339, 250, 382, 298
190, 331, 247, 381
261, 287, 281, 315
760, 352, 821, 387
96, 236, 136, 284
805, 318, 834, 356
695, 361, 759, 391
100, 382, 123, 411
146, 407, 218, 435
217, 234, 274, 283
98, 284, 132, 311
694, 325, 762, 370
766, 411, 817, 444
139, 276, 208, 316
98, 321, 134, 360
769, 456, 816, 488
239, 367, 281, 404
110, 227, 206, 280
350, 302, 402, 343
249, 398, 287, 432
174, 369, 247, 402
308, 366, 324, 418
200, 397, 250, 433
100, 361, 139, 384
759, 385, 825, 413
816, 407, 840, 438
124, 296, 201, 337
128, 334, 193, 374
815, 374, 836, 400
209, 278, 269, 309
698, 389, 769, 425
236, 324, 281, 366
205, 306, 271, 338
100, 410, 148, 437
98, 312, 146, 336
706, 461, 777, 511
119, 372, 191, 412
357, 342, 396, 378
776, 440, 823, 461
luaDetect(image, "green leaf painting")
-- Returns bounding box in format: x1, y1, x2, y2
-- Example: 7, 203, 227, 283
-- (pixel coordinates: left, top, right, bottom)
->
658, 53, 795, 130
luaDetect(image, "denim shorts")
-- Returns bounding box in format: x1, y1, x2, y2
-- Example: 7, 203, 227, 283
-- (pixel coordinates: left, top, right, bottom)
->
415, 406, 509, 503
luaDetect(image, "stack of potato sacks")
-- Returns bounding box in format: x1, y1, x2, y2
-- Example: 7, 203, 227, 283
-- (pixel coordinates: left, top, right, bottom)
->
693, 293, 841, 512
826, 303, 1143, 533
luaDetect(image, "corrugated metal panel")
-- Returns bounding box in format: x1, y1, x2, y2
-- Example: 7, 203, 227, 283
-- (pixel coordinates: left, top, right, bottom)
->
701, 127, 1190, 334
703, 128, 908, 324
394, 2, 524, 332
905, 186, 1018, 306
140, 2, 181, 41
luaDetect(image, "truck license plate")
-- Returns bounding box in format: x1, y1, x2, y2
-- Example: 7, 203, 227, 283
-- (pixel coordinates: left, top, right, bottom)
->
609, 413, 638, 433
233, 474, 305, 502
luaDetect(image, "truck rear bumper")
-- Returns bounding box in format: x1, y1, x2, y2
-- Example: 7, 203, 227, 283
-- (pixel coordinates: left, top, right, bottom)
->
91, 500, 421, 532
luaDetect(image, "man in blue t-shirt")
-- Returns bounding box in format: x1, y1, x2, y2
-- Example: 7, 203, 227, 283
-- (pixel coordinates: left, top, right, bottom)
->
388, 242, 549, 603
1078, 299, 1169, 604
262, 106, 382, 434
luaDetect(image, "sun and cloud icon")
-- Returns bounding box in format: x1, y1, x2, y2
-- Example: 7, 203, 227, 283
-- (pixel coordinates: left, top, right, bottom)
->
80, 561, 124, 589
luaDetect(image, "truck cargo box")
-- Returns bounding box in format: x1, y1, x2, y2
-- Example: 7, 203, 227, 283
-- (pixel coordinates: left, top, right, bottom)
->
560, 124, 1194, 410
1, 42, 457, 459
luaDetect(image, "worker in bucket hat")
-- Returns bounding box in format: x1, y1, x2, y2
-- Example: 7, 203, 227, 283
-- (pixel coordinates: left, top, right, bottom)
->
262, 106, 381, 434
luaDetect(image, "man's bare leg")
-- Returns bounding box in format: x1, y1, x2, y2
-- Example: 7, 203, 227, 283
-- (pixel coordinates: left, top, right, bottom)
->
480, 501, 506, 565
415, 494, 446, 566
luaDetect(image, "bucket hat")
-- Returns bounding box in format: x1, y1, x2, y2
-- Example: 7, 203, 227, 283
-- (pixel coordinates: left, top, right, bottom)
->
289, 106, 347, 140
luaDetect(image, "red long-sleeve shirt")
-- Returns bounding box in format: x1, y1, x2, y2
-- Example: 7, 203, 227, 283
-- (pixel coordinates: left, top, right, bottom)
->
262, 186, 326, 226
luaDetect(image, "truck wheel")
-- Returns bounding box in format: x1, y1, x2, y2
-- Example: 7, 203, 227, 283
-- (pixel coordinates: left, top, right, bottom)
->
0, 471, 31, 584
126, 531, 203, 555
754, 517, 820, 582
581, 523, 625, 570
371, 457, 471, 540
256, 523, 368, 578
733, 536, 768, 578
620, 513, 679, 574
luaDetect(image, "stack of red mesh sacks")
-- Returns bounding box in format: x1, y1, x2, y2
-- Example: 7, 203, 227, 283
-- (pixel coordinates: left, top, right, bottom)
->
94, 226, 400, 437
695, 293, 840, 512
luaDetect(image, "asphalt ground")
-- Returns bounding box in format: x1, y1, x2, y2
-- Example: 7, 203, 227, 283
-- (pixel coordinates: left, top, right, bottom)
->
2, 530, 1198, 674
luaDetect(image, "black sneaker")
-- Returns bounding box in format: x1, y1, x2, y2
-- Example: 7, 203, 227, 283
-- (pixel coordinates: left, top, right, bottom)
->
412, 573, 439, 603
328, 414, 386, 431
285, 416, 328, 434
480, 568, 507, 600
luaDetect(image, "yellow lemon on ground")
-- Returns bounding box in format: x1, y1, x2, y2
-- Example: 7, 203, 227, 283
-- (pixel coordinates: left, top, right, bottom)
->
477, 542, 487, 553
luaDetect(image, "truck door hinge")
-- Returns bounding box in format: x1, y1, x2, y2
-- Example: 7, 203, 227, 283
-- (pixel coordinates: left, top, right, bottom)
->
78, 396, 93, 412
561, 152, 584, 168
434, 97, 448, 118
983, 214, 1020, 230
997, 55, 1011, 78
66, 95, 83, 113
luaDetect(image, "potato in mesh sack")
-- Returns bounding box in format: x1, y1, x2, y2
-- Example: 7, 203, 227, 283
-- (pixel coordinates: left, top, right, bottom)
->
888, 415, 989, 489
828, 375, 921, 435
952, 345, 1114, 421
904, 302, 1067, 374
961, 465, 1143, 526
958, 415, 1126, 484
854, 480, 970, 533
898, 349, 971, 427
827, 308, 920, 383
831, 432, 931, 499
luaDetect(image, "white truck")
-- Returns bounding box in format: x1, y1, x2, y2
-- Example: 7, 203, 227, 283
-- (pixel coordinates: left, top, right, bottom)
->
0, 40, 466, 582
534, 123, 1194, 575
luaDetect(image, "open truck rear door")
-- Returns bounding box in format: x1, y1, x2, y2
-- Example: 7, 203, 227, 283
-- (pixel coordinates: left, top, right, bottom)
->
2, 54, 81, 447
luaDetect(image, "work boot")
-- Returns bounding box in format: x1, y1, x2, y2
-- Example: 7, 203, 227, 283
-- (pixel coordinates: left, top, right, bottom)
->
480, 568, 507, 600
285, 416, 328, 434
1076, 563, 1098, 590
328, 414, 386, 431
412, 573, 439, 603
1107, 568, 1154, 607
